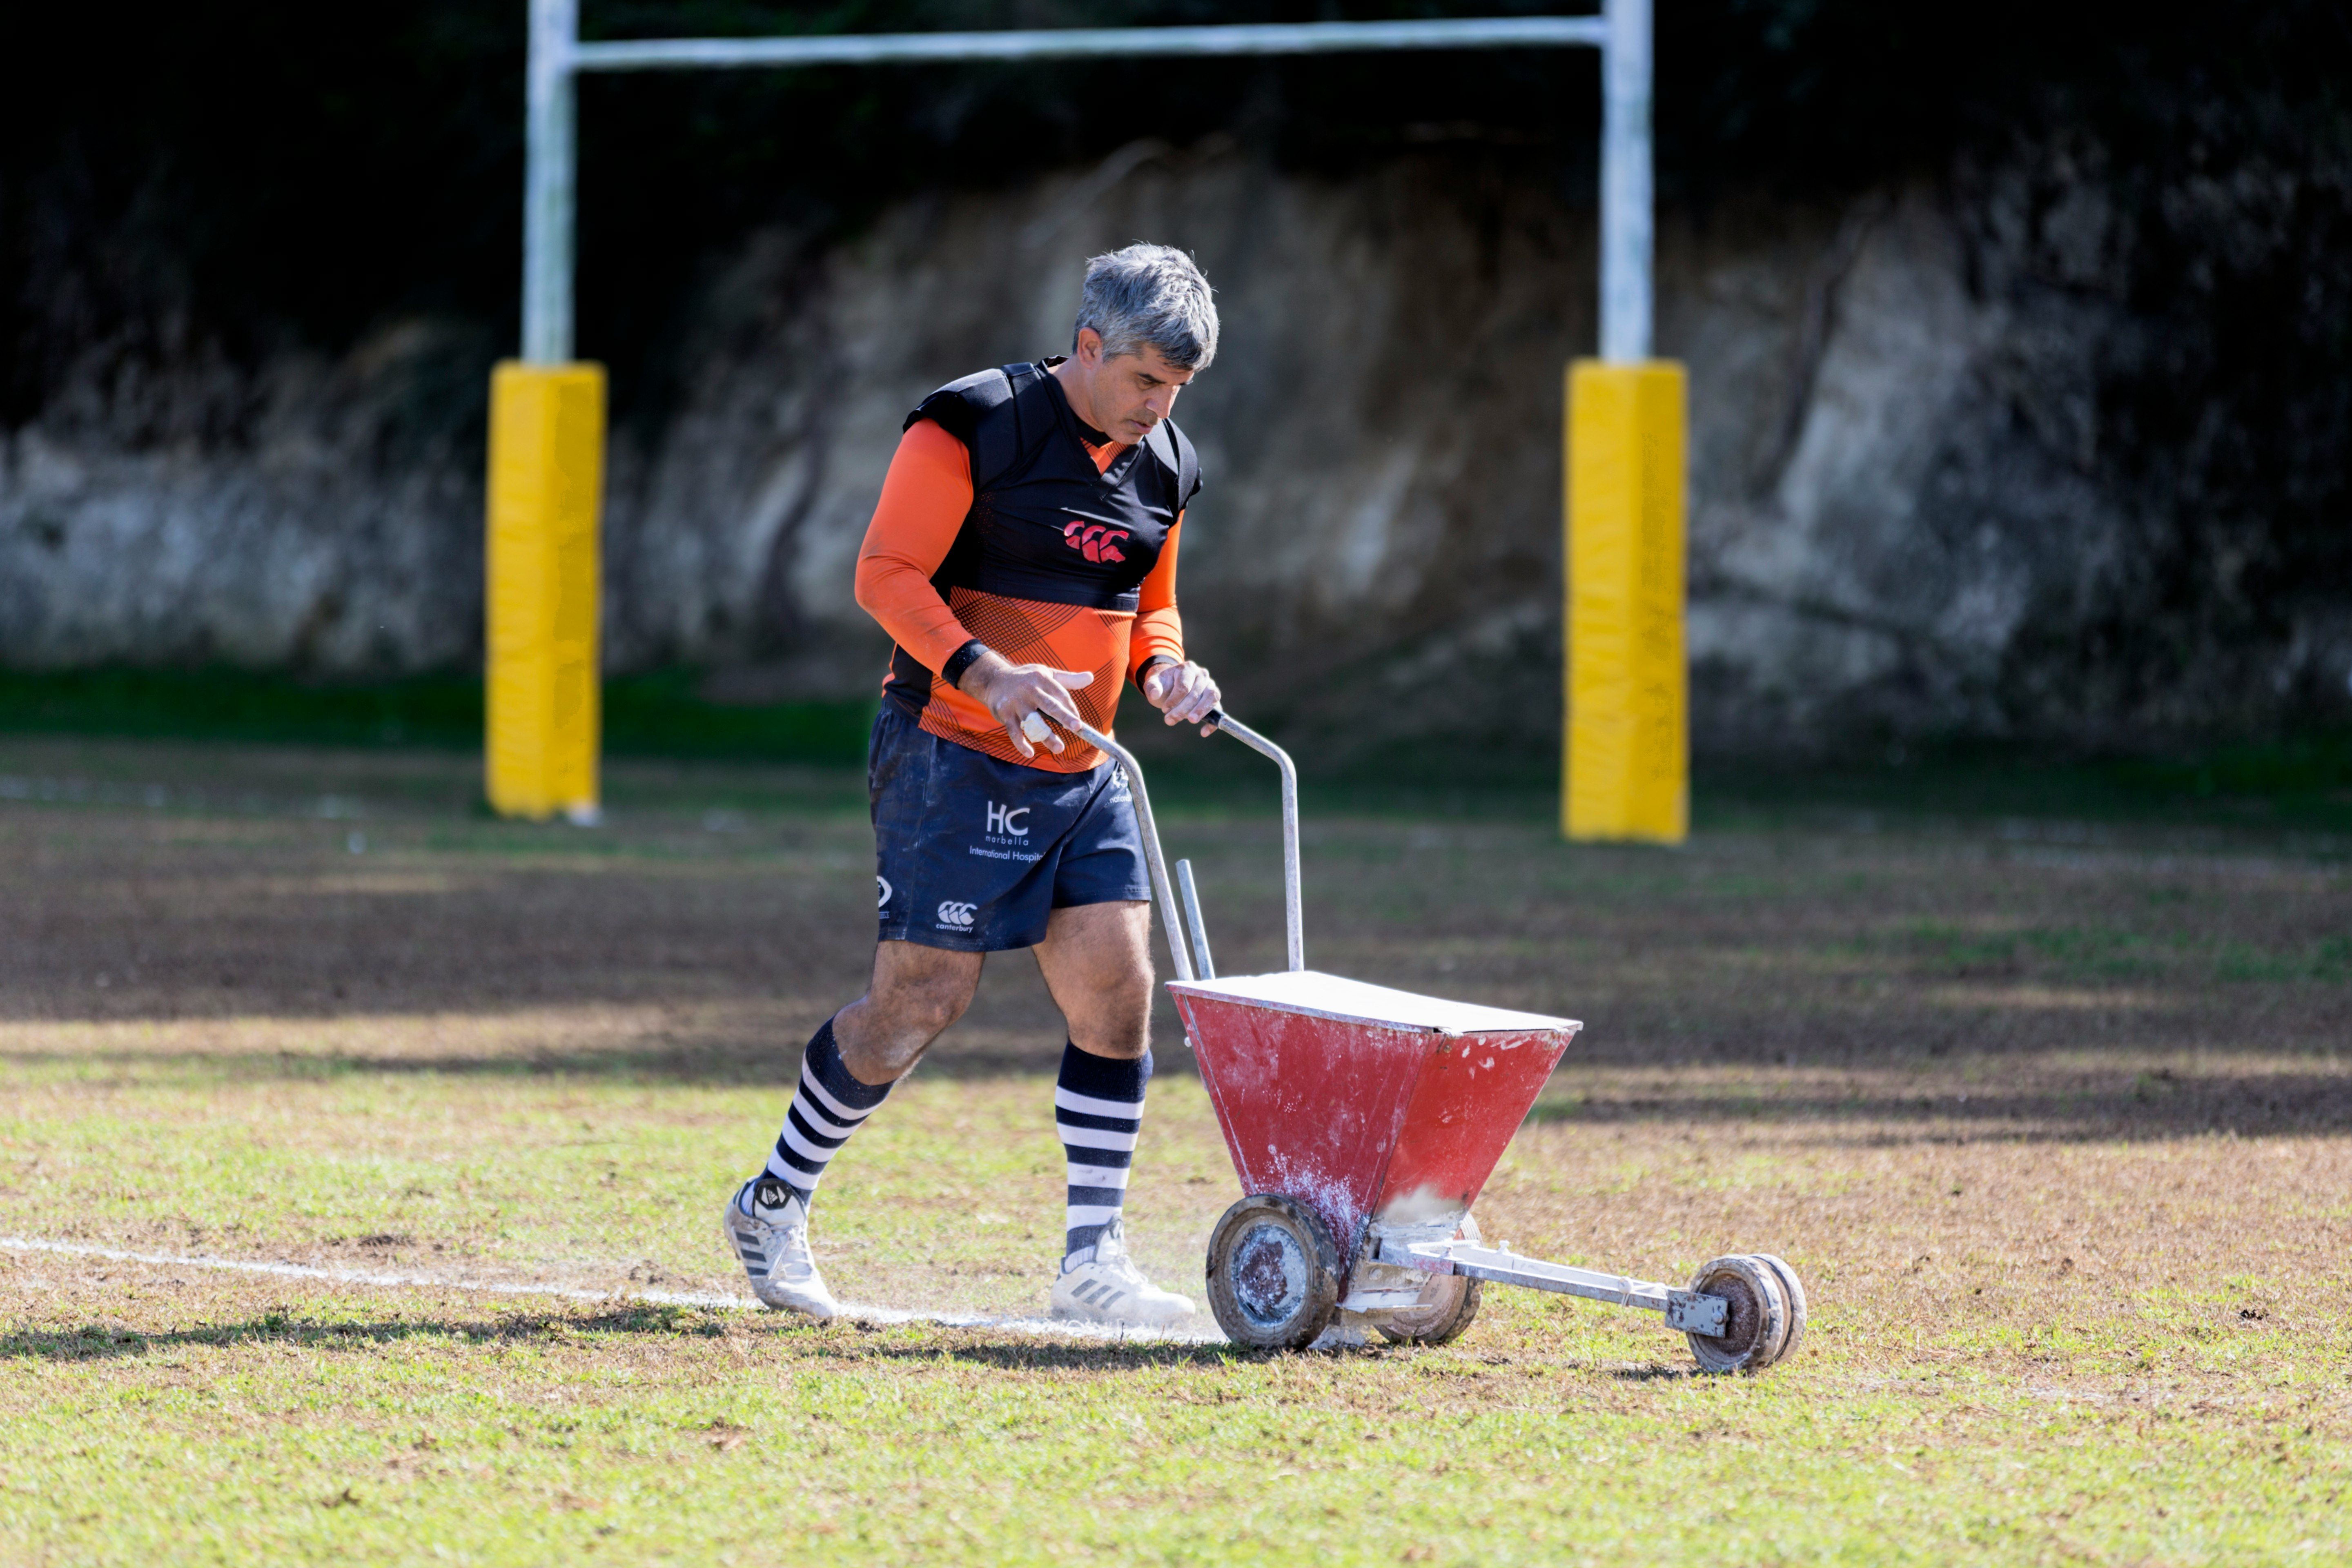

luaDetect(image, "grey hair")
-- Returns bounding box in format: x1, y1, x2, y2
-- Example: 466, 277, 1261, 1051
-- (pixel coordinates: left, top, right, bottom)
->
1072, 243, 1220, 372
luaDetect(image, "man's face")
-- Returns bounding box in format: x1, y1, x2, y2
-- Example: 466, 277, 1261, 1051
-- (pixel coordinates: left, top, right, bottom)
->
1078, 330, 1196, 444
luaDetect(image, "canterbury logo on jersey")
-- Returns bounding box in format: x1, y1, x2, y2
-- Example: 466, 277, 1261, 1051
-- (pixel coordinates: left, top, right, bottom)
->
935, 901, 978, 928
1063, 521, 1129, 564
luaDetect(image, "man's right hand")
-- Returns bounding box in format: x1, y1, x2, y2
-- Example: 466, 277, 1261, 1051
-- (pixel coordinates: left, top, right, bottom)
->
957, 648, 1096, 759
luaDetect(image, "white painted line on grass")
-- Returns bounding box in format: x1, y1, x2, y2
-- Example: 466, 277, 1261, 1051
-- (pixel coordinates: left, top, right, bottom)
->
0, 1234, 1223, 1344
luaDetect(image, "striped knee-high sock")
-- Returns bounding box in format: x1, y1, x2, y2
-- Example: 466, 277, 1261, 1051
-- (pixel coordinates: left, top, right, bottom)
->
751, 1017, 891, 1217
1056, 1042, 1152, 1263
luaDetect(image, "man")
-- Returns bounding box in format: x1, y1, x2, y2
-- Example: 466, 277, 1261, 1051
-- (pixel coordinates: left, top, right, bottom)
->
721, 244, 1224, 1328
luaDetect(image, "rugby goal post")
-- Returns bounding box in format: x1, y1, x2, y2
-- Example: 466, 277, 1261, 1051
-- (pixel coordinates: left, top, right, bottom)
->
488, 0, 1682, 842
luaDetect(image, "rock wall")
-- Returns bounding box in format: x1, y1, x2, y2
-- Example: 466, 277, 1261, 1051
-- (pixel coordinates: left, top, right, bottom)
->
0, 318, 490, 675
5, 140, 2347, 755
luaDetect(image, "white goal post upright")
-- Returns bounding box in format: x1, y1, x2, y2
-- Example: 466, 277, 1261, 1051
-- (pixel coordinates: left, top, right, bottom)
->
490, 0, 1679, 840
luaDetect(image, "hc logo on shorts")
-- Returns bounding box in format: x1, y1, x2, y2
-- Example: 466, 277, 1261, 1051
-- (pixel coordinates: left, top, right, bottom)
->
935, 901, 978, 929
985, 801, 1029, 837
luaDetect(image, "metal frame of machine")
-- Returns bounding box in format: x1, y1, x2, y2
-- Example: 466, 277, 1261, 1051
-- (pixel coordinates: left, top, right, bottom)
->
1071, 713, 1807, 1371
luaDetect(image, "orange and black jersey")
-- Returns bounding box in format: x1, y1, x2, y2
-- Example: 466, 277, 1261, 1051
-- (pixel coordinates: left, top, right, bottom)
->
853, 360, 1199, 772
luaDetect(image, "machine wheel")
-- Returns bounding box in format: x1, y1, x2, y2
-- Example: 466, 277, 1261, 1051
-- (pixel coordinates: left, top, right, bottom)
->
1377, 1215, 1485, 1346
1751, 1253, 1809, 1362
1205, 1194, 1341, 1350
1377, 1274, 1483, 1346
1683, 1254, 1791, 1374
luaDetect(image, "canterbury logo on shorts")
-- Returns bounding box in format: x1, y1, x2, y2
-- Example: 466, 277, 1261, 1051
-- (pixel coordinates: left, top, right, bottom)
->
868, 704, 1150, 952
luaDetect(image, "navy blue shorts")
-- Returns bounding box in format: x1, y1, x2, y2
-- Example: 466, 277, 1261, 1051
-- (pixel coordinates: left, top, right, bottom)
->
869, 704, 1150, 952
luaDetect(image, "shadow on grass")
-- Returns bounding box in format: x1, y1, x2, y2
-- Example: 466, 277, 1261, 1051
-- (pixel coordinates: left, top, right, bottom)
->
0, 1306, 1276, 1370
0, 1303, 730, 1363
0, 1031, 1189, 1086
1523, 1065, 2352, 1140
7, 1043, 2348, 1142
835, 1338, 1267, 1372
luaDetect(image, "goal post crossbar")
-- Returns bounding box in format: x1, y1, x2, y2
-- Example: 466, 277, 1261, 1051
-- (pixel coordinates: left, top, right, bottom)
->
524, 2, 1649, 365
569, 17, 1609, 72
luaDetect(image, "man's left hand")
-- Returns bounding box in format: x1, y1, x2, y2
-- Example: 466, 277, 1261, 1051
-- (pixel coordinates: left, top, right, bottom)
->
1141, 659, 1221, 735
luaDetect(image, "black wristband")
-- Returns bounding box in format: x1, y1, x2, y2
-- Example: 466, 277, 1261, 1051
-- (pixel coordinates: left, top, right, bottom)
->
941, 640, 987, 690
1134, 654, 1179, 690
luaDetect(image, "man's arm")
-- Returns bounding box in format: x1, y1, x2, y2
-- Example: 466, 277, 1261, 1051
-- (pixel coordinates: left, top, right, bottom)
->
851, 419, 1094, 760
853, 419, 980, 674
1127, 512, 1221, 733
1129, 513, 1186, 681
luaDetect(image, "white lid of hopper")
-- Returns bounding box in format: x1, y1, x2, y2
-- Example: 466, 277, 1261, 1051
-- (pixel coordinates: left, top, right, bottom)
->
1166, 970, 1579, 1037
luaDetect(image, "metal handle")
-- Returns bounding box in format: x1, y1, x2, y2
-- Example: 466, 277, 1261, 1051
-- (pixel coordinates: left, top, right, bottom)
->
1071, 720, 1194, 984
1175, 858, 1215, 980
1071, 709, 1304, 980
1206, 710, 1303, 973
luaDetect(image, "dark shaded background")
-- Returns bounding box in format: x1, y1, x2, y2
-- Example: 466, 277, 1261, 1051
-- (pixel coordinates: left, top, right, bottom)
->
3, 2, 2349, 748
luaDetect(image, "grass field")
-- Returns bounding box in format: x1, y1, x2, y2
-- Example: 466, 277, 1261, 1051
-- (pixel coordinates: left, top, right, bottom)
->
3, 729, 2350, 1565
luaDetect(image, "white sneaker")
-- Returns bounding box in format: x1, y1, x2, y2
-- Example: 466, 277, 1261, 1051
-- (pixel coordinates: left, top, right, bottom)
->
1051, 1216, 1196, 1328
720, 1179, 839, 1319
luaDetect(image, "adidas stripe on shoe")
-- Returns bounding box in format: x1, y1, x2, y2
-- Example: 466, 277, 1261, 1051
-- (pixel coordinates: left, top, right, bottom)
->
1050, 1215, 1194, 1329
721, 1178, 839, 1319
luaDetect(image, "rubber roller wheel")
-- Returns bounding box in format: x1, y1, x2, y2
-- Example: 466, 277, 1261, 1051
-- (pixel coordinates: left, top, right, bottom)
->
1205, 1194, 1341, 1350
1376, 1274, 1483, 1346
1683, 1254, 1792, 1374
1377, 1215, 1484, 1347
1750, 1253, 1809, 1362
